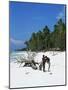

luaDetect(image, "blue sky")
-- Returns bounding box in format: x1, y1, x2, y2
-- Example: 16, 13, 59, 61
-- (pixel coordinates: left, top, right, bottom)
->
9, 1, 65, 51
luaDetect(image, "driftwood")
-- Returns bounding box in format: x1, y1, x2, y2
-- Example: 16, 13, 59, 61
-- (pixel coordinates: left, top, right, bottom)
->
23, 60, 39, 70
14, 55, 39, 70
12, 51, 40, 70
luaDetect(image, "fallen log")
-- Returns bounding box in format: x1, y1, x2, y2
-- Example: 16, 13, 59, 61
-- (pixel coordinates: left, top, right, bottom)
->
14, 57, 39, 69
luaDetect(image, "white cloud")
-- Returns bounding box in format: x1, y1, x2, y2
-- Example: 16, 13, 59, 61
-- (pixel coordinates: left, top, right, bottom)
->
10, 38, 24, 45
56, 12, 63, 20
56, 6, 65, 20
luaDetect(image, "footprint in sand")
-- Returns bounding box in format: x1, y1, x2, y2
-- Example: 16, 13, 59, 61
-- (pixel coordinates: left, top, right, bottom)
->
49, 72, 53, 75
25, 72, 30, 75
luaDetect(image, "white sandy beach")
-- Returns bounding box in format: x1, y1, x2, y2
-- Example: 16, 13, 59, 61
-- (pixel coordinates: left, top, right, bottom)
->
10, 51, 65, 88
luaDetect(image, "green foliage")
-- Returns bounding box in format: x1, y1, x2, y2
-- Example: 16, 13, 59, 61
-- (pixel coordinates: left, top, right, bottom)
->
25, 19, 66, 51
